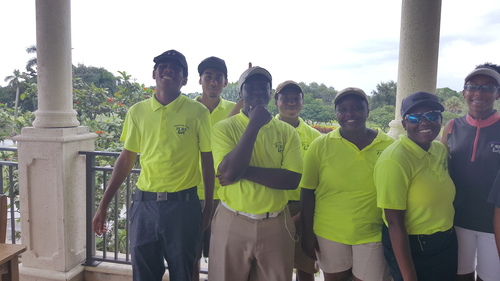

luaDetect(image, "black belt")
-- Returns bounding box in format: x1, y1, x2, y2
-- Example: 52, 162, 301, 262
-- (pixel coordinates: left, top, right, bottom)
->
133, 187, 197, 201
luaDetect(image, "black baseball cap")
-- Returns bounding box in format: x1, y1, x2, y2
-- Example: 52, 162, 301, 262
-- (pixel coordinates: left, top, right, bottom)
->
198, 56, 227, 77
400, 91, 444, 117
153, 50, 188, 77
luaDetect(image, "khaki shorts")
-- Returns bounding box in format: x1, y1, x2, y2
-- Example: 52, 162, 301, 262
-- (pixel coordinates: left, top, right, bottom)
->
288, 201, 319, 274
316, 235, 390, 281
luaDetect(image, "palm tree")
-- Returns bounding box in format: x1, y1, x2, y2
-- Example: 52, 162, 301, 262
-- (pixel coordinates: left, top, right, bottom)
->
25, 45, 37, 78
4, 70, 25, 119
443, 96, 465, 114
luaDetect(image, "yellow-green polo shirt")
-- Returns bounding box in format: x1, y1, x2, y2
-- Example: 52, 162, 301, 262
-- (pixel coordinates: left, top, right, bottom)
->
275, 115, 322, 201
300, 128, 394, 245
195, 96, 236, 199
121, 94, 211, 192
374, 135, 455, 235
212, 112, 303, 214
195, 96, 236, 127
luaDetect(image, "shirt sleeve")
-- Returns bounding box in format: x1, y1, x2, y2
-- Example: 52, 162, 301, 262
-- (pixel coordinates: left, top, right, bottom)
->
299, 137, 321, 190
211, 121, 236, 173
374, 157, 410, 210
121, 107, 141, 153
198, 109, 212, 153
281, 129, 303, 174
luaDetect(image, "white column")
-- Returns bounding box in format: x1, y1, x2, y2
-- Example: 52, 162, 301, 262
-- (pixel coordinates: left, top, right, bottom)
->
33, 0, 79, 128
14, 1, 98, 280
387, 0, 442, 139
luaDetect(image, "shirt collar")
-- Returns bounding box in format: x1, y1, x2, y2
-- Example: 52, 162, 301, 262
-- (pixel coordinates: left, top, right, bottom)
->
195, 96, 231, 111
465, 111, 500, 128
399, 135, 439, 159
150, 94, 185, 112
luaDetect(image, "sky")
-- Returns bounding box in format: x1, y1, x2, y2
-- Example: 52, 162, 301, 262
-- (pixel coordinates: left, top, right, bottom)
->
1, 0, 500, 95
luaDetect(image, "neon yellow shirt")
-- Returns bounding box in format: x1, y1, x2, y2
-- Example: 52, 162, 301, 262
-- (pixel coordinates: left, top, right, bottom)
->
121, 94, 211, 192
300, 128, 394, 244
374, 135, 455, 235
275, 115, 322, 201
194, 96, 236, 199
212, 112, 303, 214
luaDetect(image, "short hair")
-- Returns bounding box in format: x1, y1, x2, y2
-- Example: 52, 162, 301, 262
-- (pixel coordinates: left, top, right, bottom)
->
475, 62, 500, 74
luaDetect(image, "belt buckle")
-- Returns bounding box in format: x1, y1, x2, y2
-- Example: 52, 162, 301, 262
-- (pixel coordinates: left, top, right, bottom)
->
156, 192, 168, 201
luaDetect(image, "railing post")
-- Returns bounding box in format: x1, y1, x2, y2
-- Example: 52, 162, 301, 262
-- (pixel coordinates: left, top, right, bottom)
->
82, 152, 100, 266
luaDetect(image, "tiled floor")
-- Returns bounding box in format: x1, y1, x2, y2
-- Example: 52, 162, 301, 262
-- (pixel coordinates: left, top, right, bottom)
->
198, 258, 326, 280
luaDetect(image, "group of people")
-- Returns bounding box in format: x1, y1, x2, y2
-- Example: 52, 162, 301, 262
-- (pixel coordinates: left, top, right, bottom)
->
91, 49, 500, 281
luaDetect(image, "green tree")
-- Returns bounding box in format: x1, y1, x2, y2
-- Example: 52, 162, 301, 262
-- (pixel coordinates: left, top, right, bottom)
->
73, 64, 118, 94
73, 78, 113, 120
302, 82, 337, 105
370, 81, 397, 110
112, 71, 154, 119
436, 87, 461, 103
221, 82, 240, 102
442, 111, 461, 126
4, 70, 27, 120
368, 105, 395, 132
443, 96, 465, 114
25, 45, 37, 78
301, 95, 334, 124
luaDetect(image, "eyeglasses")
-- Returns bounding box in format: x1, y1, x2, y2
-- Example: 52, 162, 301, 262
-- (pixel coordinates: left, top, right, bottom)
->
464, 84, 499, 93
405, 110, 442, 124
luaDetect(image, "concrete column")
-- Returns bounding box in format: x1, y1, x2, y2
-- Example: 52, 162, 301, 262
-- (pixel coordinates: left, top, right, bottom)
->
13, 1, 98, 280
15, 128, 96, 281
387, 0, 442, 139
33, 0, 79, 128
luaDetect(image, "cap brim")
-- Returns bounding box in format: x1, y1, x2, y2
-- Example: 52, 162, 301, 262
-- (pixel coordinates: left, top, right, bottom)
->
402, 100, 444, 117
465, 68, 500, 85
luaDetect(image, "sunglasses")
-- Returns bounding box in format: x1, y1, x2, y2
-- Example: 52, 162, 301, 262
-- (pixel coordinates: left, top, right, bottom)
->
464, 84, 499, 93
405, 110, 442, 124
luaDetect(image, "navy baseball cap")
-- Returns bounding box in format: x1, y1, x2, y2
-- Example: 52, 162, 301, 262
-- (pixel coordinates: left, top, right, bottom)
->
400, 91, 444, 117
153, 50, 188, 76
198, 56, 227, 77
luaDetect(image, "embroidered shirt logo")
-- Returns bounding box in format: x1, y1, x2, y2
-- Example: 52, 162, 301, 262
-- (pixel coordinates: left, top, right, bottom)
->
274, 142, 284, 153
174, 125, 189, 134
441, 158, 448, 171
490, 142, 500, 154
301, 142, 310, 151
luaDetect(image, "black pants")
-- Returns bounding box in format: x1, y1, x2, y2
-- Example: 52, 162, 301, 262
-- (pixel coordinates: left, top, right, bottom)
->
382, 225, 458, 281
129, 188, 201, 281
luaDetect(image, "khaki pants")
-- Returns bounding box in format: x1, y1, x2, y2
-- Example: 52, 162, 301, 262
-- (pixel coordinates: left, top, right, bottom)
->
208, 203, 295, 281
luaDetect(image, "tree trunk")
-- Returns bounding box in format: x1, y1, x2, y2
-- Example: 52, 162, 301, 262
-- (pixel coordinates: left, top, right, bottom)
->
14, 86, 19, 120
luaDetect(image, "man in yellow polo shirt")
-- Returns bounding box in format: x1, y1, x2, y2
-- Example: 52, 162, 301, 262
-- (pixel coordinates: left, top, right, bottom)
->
92, 50, 215, 281
274, 80, 321, 281
208, 67, 303, 281
192, 56, 235, 281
